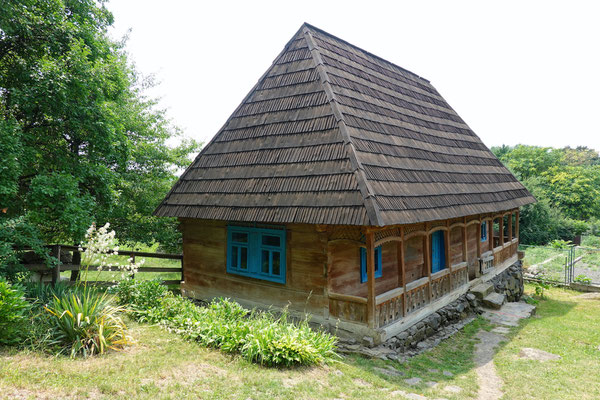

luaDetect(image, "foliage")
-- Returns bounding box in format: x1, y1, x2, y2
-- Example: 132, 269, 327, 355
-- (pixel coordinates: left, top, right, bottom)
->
533, 280, 550, 299
542, 165, 600, 220
110, 279, 168, 319
26, 173, 95, 244
492, 145, 600, 244
0, 216, 56, 281
44, 287, 130, 357
22, 281, 71, 308
573, 274, 592, 285
114, 280, 337, 367
0, 278, 31, 345
0, 0, 200, 252
549, 239, 572, 249
492, 145, 562, 180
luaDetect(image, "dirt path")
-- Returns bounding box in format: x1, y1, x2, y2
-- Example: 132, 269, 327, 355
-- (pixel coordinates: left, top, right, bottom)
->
474, 330, 505, 400
475, 302, 536, 400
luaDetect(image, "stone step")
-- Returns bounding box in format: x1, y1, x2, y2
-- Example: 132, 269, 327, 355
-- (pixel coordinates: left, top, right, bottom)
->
483, 292, 506, 309
470, 283, 494, 300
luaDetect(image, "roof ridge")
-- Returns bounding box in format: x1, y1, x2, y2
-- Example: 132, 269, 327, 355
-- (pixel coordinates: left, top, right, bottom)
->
301, 22, 430, 84
302, 26, 384, 227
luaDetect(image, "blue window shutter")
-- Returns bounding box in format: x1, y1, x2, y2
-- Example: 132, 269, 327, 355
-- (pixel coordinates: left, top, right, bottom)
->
375, 246, 383, 278
360, 246, 383, 283
481, 222, 487, 241
360, 247, 367, 283
431, 231, 446, 273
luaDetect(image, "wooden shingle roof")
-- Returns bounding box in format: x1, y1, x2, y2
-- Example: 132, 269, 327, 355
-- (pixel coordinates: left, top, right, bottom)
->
155, 23, 535, 226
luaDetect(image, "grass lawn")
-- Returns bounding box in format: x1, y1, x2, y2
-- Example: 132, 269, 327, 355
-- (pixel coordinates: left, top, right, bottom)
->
1, 285, 599, 399
494, 285, 600, 400
0, 317, 485, 400
519, 245, 569, 281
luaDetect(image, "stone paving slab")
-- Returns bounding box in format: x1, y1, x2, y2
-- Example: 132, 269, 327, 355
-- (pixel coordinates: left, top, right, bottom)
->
519, 347, 561, 361
482, 301, 536, 327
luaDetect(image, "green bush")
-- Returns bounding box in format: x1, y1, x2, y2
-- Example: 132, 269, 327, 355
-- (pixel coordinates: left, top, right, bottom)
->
45, 288, 130, 357
574, 275, 592, 285
110, 279, 169, 320
23, 281, 71, 308
0, 278, 31, 345
115, 280, 337, 367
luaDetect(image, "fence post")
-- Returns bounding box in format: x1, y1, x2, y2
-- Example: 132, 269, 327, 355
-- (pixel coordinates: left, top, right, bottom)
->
131, 253, 135, 280
71, 248, 81, 282
180, 255, 184, 283
52, 245, 61, 287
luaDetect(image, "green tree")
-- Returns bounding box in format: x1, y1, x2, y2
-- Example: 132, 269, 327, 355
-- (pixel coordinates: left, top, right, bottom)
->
542, 165, 600, 221
558, 146, 600, 167
0, 0, 199, 259
492, 145, 561, 180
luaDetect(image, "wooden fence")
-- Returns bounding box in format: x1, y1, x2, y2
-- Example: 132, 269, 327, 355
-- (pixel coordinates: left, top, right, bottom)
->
25, 244, 183, 286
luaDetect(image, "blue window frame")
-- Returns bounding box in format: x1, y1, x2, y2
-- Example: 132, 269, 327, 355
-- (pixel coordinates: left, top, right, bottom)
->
360, 246, 382, 283
481, 221, 488, 242
431, 230, 446, 273
227, 226, 286, 284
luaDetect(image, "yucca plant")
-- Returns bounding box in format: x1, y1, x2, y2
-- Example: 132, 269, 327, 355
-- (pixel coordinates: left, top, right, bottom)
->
45, 288, 130, 357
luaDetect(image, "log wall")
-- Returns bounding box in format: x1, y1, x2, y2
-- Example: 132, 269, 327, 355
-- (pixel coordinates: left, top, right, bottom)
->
179, 208, 520, 331
180, 219, 328, 317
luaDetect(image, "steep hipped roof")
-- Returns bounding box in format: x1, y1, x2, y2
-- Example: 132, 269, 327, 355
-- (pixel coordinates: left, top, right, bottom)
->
155, 23, 535, 226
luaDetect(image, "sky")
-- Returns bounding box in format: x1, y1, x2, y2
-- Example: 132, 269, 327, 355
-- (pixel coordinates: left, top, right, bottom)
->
108, 0, 600, 152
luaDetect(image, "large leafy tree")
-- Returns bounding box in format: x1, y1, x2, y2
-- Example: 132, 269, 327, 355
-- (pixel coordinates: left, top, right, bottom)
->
0, 0, 199, 254
493, 145, 600, 244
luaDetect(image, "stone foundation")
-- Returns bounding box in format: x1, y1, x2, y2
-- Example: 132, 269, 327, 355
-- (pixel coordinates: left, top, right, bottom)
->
338, 260, 525, 359
385, 293, 480, 353
489, 260, 524, 302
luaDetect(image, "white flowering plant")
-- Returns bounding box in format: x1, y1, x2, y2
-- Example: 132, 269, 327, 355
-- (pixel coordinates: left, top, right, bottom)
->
78, 223, 145, 286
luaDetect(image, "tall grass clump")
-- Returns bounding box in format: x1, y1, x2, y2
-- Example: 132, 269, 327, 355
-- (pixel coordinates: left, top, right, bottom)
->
114, 280, 337, 367
44, 288, 130, 357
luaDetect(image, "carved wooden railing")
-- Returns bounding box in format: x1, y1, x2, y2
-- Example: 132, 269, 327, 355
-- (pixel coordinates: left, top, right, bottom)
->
492, 238, 519, 267
405, 277, 430, 314
375, 287, 404, 328
480, 251, 495, 274
450, 262, 469, 290
328, 292, 367, 324
430, 269, 451, 302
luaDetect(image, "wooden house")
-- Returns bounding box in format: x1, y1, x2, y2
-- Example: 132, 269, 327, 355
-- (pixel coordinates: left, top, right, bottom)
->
155, 24, 535, 341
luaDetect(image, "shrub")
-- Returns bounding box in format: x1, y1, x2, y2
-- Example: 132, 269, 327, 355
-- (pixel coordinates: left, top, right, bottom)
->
23, 281, 71, 308
114, 281, 337, 366
0, 278, 31, 345
549, 239, 572, 249
111, 279, 169, 320
44, 288, 130, 357
574, 274, 592, 285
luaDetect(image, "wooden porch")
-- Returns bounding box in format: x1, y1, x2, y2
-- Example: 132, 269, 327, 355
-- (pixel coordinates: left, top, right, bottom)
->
326, 209, 520, 332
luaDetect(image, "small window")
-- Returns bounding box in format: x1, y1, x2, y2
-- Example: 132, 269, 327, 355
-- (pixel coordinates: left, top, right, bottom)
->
360, 246, 382, 283
481, 221, 488, 242
227, 226, 286, 284
431, 230, 446, 273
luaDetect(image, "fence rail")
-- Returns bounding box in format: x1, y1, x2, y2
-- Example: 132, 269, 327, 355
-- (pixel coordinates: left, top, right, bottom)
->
521, 241, 600, 287
23, 244, 183, 286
